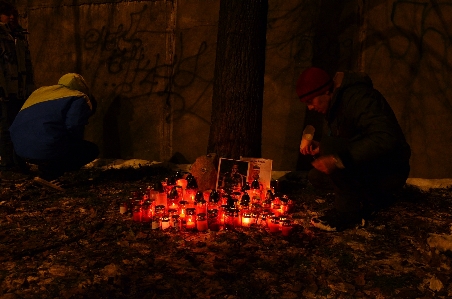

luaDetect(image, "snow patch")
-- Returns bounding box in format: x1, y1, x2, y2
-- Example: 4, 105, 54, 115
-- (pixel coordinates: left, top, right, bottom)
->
85, 158, 162, 169
85, 159, 452, 191
406, 178, 452, 191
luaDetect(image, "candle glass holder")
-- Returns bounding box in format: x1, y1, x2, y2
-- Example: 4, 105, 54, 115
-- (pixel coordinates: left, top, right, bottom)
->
224, 209, 235, 230
161, 215, 171, 230
280, 202, 289, 215
240, 192, 250, 208
167, 185, 180, 200
278, 215, 288, 228
196, 199, 207, 215
209, 190, 220, 204
195, 191, 204, 202
251, 203, 262, 214
219, 204, 228, 228
186, 174, 198, 191
148, 190, 159, 203
265, 189, 275, 201
270, 179, 279, 193
281, 220, 293, 236
280, 195, 293, 213
241, 182, 251, 192
208, 209, 220, 231
155, 204, 166, 216
233, 209, 241, 228
258, 212, 272, 227
155, 192, 167, 208
171, 215, 181, 231
251, 212, 259, 226
151, 215, 160, 229
250, 188, 261, 204
268, 216, 280, 233
132, 203, 142, 222
196, 213, 208, 232
208, 199, 219, 212
241, 212, 252, 228
185, 189, 197, 204
185, 208, 197, 231
141, 200, 153, 222
178, 200, 188, 219
119, 200, 128, 214
176, 178, 188, 190
262, 198, 272, 212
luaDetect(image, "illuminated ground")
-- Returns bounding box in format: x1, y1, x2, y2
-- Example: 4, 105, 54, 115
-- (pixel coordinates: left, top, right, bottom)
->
1, 164, 451, 298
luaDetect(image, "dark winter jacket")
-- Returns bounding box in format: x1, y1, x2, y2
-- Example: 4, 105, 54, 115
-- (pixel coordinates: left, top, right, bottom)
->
322, 71, 411, 175
9, 73, 94, 160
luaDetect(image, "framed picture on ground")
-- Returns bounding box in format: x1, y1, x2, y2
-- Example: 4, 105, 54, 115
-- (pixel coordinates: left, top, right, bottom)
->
240, 157, 273, 190
216, 158, 250, 192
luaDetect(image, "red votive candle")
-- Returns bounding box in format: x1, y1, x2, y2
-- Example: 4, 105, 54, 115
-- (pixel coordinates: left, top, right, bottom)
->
208, 209, 220, 231
196, 213, 208, 232
141, 208, 152, 223
185, 189, 196, 204
171, 215, 181, 231
241, 212, 252, 227
176, 178, 188, 189
186, 217, 196, 230
132, 204, 142, 222
155, 192, 167, 208
271, 202, 281, 216
268, 216, 280, 233
196, 200, 207, 215
258, 212, 269, 227
154, 205, 166, 216
168, 201, 179, 213
119, 201, 128, 214
250, 188, 261, 203
281, 220, 293, 236
232, 209, 241, 227
224, 209, 235, 230
185, 208, 196, 230
161, 216, 170, 230
151, 216, 160, 229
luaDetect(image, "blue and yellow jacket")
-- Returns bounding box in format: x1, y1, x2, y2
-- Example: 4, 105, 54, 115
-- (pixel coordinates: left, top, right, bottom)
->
9, 73, 94, 160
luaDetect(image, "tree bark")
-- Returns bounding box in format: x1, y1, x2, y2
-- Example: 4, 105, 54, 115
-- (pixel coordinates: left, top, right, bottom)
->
207, 0, 268, 160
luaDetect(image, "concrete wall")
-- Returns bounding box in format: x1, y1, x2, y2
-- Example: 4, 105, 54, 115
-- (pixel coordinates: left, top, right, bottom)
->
14, 0, 452, 178
361, 1, 452, 178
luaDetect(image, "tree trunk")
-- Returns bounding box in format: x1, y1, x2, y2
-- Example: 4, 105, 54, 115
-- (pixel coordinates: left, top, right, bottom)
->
207, 0, 268, 160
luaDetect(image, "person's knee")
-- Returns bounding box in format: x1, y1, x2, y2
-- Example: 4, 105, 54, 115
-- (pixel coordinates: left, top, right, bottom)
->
308, 168, 334, 190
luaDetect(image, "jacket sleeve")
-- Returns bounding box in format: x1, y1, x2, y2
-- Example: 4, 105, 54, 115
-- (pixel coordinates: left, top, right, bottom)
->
65, 96, 92, 139
340, 88, 403, 167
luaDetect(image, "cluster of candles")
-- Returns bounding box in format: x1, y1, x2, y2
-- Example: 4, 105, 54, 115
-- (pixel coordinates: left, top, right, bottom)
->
120, 173, 295, 236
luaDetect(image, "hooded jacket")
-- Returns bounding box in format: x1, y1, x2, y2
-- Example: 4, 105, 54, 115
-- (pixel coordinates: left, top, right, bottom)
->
322, 71, 411, 175
9, 73, 94, 160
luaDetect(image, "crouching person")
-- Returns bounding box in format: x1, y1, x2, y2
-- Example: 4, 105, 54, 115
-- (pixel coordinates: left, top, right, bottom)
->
296, 67, 411, 232
9, 73, 99, 190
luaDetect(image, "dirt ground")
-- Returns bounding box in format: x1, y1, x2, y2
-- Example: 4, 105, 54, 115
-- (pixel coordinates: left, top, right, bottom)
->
1, 164, 451, 299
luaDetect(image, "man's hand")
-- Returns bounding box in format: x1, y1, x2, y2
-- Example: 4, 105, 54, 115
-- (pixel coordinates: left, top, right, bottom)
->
300, 140, 320, 156
311, 155, 338, 174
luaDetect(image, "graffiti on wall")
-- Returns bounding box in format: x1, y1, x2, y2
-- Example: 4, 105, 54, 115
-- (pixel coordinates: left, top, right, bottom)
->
381, 0, 451, 97
82, 4, 213, 124
361, 0, 452, 177
266, 1, 358, 77
364, 1, 452, 133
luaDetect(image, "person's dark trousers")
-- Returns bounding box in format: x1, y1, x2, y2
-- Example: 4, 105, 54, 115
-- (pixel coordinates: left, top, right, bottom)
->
29, 140, 99, 180
0, 97, 23, 169
311, 135, 410, 217
308, 165, 409, 217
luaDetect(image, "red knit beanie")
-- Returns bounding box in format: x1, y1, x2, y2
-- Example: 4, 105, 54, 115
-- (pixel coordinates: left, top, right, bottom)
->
296, 67, 332, 103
